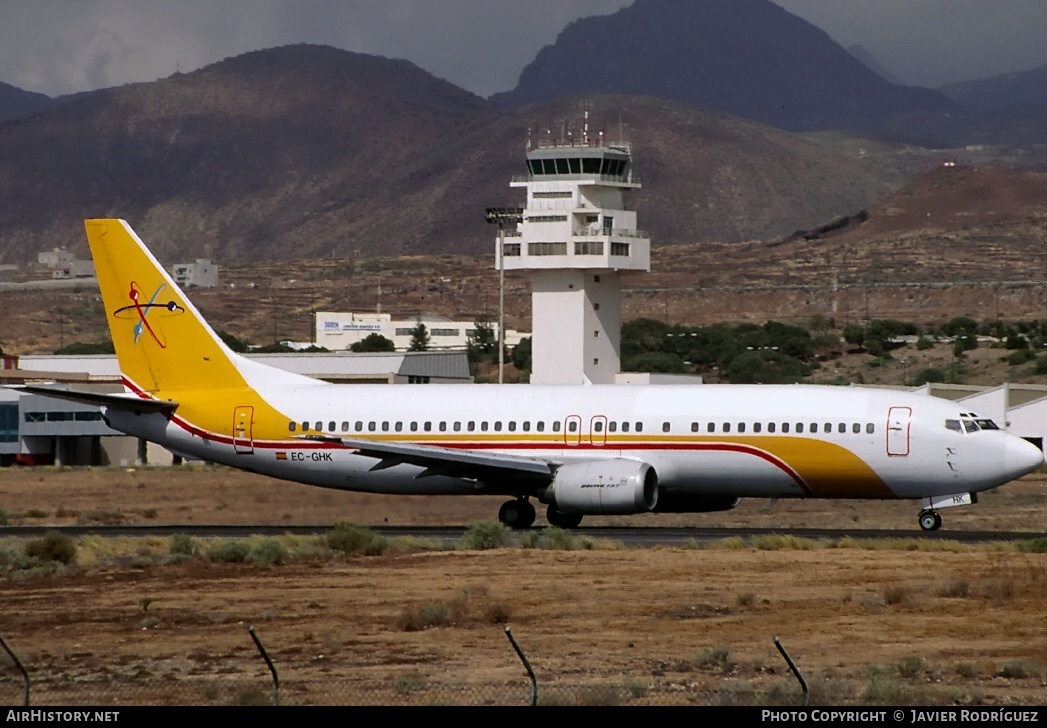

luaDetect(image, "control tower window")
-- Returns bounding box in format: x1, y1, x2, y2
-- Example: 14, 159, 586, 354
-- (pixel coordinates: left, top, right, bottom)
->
555, 158, 568, 174
583, 158, 601, 174
569, 158, 581, 174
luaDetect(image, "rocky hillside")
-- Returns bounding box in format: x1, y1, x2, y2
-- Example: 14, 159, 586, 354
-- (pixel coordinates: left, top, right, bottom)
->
0, 45, 912, 266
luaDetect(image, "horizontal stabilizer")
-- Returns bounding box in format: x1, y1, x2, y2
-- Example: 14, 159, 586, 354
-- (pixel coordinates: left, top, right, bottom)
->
5, 385, 178, 414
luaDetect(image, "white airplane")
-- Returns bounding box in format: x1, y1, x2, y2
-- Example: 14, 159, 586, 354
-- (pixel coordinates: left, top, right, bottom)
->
13, 219, 1044, 531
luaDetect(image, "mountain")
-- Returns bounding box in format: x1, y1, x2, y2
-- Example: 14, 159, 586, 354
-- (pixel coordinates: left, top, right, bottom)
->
938, 65, 1047, 110
491, 0, 955, 134
0, 81, 56, 122
0, 44, 912, 267
846, 45, 903, 86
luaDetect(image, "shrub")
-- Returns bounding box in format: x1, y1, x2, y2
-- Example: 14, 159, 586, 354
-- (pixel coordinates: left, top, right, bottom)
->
25, 530, 77, 564
249, 538, 288, 567
168, 533, 199, 558
538, 526, 576, 550
206, 539, 250, 563
327, 523, 381, 554
697, 646, 732, 667
459, 521, 510, 550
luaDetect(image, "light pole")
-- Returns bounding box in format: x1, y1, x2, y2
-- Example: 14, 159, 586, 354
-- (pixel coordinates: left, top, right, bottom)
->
485, 207, 523, 383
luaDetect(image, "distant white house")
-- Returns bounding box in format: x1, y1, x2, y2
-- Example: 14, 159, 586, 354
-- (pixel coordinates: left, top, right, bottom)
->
172, 259, 218, 288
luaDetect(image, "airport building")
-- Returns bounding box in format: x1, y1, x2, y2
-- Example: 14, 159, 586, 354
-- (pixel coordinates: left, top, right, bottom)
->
498, 113, 651, 384
314, 311, 527, 352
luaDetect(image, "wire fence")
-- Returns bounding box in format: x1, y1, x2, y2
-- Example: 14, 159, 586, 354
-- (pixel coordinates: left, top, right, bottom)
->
1, 627, 1033, 707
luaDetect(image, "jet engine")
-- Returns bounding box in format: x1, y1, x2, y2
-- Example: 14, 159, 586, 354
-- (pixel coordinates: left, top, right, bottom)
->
543, 459, 658, 514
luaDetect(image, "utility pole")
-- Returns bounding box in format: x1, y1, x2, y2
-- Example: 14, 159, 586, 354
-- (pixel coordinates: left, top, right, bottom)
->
485, 208, 523, 383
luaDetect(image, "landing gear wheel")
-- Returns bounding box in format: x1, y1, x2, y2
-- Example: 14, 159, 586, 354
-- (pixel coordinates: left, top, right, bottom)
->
546, 505, 584, 529
498, 499, 536, 529
918, 510, 942, 532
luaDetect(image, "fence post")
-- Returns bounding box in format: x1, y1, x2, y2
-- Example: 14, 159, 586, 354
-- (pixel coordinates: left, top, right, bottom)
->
248, 625, 279, 706
774, 636, 809, 706
0, 634, 29, 706
503, 626, 537, 706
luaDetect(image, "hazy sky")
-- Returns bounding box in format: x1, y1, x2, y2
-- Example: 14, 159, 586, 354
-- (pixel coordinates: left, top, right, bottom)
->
2, 0, 1046, 98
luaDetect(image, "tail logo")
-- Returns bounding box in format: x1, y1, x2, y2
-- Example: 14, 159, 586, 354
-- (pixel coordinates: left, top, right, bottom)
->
113, 282, 185, 348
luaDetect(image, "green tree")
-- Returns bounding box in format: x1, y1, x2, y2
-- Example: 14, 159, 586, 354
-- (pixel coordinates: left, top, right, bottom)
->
467, 319, 496, 363
53, 341, 115, 355
408, 323, 430, 352
350, 333, 396, 352
217, 331, 250, 353
511, 336, 532, 372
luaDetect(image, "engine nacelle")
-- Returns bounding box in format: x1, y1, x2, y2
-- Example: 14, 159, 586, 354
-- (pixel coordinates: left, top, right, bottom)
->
653, 492, 741, 513
544, 459, 658, 514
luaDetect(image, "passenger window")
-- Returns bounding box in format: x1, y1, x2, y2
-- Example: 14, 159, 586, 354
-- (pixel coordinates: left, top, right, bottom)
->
382, 422, 390, 432
537, 421, 545, 432
302, 422, 310, 432
823, 423, 831, 434
328, 421, 335, 432
453, 422, 461, 432
468, 421, 475, 431
621, 422, 629, 433
424, 422, 432, 432
395, 422, 403, 432
355, 421, 364, 432
495, 421, 503, 432
568, 421, 578, 432
553, 421, 561, 432
691, 422, 699, 433
609, 422, 617, 433
796, 423, 804, 434
508, 421, 516, 432
481, 422, 489, 431
852, 423, 861, 434
866, 423, 875, 434
662, 422, 670, 433
768, 422, 776, 433
439, 422, 447, 432
753, 422, 762, 433
945, 419, 962, 432
838, 423, 846, 434
523, 421, 530, 432
341, 422, 349, 432
782, 423, 790, 433
636, 422, 643, 433
707, 422, 715, 433
368, 422, 376, 432
410, 422, 418, 432
288, 422, 296, 432
594, 421, 603, 433
723, 423, 731, 433
738, 422, 746, 433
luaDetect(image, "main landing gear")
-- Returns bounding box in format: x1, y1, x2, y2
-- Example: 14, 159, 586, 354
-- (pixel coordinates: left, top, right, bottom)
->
498, 498, 536, 529
918, 509, 942, 532
546, 505, 583, 529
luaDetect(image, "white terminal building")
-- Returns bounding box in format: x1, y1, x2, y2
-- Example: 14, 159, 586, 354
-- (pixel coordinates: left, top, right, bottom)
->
314, 312, 526, 352
500, 119, 650, 384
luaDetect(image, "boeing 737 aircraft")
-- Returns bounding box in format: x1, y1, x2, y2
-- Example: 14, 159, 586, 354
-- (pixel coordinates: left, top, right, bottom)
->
12, 220, 1044, 531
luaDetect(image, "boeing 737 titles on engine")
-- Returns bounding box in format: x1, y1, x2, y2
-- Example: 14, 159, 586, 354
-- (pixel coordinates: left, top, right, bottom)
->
10, 220, 1044, 530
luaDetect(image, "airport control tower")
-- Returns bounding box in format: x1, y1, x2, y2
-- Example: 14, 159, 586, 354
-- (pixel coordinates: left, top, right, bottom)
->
499, 113, 650, 384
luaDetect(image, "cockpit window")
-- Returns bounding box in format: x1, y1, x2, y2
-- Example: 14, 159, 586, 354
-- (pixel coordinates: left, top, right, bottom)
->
962, 419, 979, 434
945, 419, 961, 432
975, 419, 1000, 430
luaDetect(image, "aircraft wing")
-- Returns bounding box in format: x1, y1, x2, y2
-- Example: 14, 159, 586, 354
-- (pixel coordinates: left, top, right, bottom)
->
4, 385, 178, 414
305, 435, 555, 481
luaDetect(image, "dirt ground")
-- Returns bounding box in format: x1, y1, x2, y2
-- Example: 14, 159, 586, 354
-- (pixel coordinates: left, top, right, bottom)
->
2, 466, 1047, 706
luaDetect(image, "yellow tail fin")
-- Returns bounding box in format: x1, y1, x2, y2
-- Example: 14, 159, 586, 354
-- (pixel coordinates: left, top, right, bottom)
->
86, 219, 244, 395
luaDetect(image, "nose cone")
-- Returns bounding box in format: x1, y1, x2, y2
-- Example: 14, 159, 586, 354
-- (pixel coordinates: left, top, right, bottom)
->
1005, 436, 1044, 480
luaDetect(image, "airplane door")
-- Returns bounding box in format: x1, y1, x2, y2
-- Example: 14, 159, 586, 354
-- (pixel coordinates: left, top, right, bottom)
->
564, 415, 582, 447
886, 406, 911, 456
590, 415, 608, 447
233, 406, 254, 454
